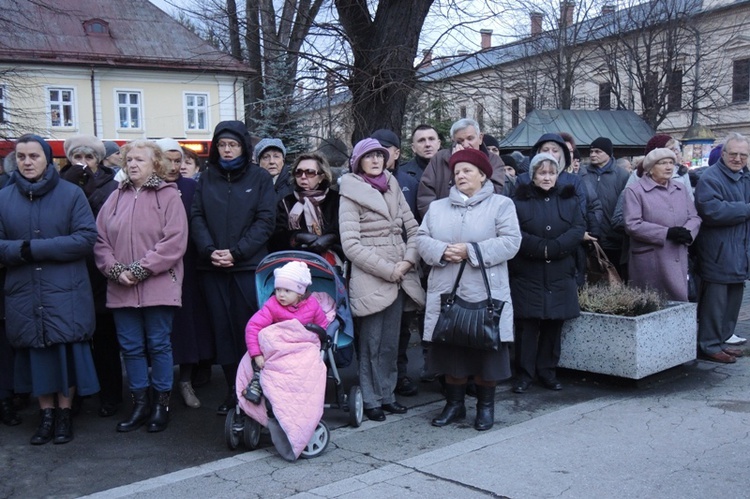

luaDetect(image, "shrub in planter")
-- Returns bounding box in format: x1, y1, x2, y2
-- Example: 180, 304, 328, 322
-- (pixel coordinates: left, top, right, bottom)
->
560, 284, 696, 379
577, 283, 666, 317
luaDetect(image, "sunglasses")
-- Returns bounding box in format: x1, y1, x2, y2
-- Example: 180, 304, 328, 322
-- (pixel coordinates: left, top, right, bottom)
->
294, 169, 322, 178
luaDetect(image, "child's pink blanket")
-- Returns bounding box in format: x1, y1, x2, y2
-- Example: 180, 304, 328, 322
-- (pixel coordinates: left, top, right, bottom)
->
236, 319, 326, 460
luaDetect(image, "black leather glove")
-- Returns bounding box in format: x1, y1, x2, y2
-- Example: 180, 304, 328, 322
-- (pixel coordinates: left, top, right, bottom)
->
666, 227, 691, 244
293, 232, 318, 247
20, 240, 33, 262
309, 233, 337, 253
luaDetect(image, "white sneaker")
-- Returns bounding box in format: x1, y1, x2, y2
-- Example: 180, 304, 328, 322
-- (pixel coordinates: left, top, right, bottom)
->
725, 334, 748, 345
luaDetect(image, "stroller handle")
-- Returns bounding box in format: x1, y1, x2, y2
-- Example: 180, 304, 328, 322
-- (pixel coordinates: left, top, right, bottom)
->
304, 323, 330, 351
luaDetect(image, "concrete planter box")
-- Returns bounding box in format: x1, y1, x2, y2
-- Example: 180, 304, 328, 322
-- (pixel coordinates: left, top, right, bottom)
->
559, 301, 697, 379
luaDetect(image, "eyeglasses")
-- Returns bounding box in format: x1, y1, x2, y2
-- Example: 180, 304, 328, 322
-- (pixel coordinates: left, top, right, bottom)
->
294, 169, 322, 178
724, 152, 749, 160
217, 141, 241, 150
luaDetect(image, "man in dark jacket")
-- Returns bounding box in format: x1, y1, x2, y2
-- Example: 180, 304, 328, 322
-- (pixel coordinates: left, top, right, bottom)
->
394, 124, 440, 222
694, 132, 750, 363
579, 136, 629, 278
417, 118, 508, 218
191, 121, 276, 414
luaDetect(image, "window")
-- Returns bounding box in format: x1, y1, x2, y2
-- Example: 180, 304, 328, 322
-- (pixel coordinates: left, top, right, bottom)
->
0, 86, 6, 123
185, 93, 209, 131
668, 69, 683, 112
476, 103, 485, 131
733, 59, 750, 103
599, 82, 612, 110
83, 19, 110, 35
525, 97, 534, 116
511, 98, 520, 127
48, 87, 75, 127
117, 91, 142, 129
459, 105, 467, 118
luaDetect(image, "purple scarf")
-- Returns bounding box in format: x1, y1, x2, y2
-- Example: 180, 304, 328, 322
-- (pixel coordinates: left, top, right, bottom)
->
361, 173, 389, 193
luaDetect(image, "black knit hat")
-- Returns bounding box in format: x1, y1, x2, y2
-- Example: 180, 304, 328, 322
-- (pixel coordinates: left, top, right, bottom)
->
590, 137, 613, 157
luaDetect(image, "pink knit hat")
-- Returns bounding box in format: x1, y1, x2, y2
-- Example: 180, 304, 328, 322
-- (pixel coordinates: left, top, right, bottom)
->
274, 261, 312, 294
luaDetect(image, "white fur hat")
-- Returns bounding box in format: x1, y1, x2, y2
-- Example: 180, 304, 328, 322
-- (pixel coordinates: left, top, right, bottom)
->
273, 261, 312, 294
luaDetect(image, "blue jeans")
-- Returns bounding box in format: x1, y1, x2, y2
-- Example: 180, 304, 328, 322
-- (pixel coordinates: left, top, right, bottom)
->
113, 307, 175, 392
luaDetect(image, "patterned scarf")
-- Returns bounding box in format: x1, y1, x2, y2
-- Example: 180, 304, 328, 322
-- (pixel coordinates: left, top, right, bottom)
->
288, 187, 328, 235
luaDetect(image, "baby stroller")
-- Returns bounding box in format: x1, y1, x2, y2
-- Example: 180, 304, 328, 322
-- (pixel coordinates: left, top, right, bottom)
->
225, 250, 363, 458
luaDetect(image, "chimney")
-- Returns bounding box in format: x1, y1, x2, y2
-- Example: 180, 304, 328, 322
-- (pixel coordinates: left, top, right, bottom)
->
601, 4, 615, 16
421, 49, 433, 67
560, 0, 574, 27
531, 12, 543, 36
480, 29, 493, 50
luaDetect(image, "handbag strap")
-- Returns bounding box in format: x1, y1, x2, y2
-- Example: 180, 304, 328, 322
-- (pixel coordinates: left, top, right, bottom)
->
446, 242, 495, 310
470, 242, 495, 308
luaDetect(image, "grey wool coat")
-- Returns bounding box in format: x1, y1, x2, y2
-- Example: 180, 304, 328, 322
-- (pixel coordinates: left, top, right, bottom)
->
338, 172, 425, 317
416, 182, 521, 342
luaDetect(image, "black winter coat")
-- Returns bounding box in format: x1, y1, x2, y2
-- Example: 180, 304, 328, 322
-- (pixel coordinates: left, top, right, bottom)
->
510, 183, 585, 320
578, 159, 629, 250
0, 167, 97, 348
191, 121, 276, 272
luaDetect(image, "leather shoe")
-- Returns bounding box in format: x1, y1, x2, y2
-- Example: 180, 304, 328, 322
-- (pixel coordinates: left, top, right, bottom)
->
723, 348, 745, 357
98, 402, 119, 418
512, 380, 531, 394
364, 407, 386, 421
701, 351, 736, 364
540, 378, 563, 391
381, 402, 408, 414
395, 377, 418, 396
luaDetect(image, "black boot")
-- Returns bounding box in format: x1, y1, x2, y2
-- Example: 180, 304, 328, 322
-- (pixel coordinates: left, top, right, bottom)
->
117, 390, 151, 432
431, 383, 466, 427
0, 397, 21, 426
147, 391, 170, 433
53, 408, 73, 444
474, 385, 496, 431
30, 408, 55, 445
216, 386, 237, 416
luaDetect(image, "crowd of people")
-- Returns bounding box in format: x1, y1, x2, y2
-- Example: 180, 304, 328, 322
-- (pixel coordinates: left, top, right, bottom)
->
0, 116, 748, 447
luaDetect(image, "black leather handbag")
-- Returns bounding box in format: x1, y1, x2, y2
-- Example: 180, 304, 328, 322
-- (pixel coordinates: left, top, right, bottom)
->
432, 242, 505, 351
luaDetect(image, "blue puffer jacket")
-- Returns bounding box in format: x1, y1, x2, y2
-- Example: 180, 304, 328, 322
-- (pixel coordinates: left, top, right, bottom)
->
694, 160, 750, 284
0, 166, 97, 348
191, 121, 276, 272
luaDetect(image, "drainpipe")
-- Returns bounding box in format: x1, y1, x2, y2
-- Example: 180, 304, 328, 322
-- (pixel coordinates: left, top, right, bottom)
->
90, 68, 97, 135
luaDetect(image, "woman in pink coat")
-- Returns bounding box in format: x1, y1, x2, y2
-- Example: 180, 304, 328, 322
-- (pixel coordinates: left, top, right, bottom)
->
623, 148, 701, 301
95, 140, 188, 434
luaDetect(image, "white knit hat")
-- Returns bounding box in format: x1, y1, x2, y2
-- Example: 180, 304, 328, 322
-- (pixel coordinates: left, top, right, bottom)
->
273, 261, 312, 294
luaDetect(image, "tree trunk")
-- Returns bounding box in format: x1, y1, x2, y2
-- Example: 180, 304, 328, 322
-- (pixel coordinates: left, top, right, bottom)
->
335, 0, 435, 143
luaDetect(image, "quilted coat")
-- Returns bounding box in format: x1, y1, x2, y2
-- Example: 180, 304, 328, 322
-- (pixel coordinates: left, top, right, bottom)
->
509, 183, 585, 320
416, 181, 521, 342
0, 166, 97, 348
338, 172, 425, 316
94, 177, 188, 308
236, 320, 326, 461
623, 175, 701, 301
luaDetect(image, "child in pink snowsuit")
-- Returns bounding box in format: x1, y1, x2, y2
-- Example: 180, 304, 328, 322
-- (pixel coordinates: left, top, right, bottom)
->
243, 260, 328, 401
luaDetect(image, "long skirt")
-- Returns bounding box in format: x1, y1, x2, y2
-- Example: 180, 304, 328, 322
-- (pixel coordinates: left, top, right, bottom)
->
14, 341, 100, 398
427, 342, 512, 382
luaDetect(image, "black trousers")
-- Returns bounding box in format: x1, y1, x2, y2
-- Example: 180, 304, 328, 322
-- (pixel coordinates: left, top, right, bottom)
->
92, 312, 123, 404
0, 321, 14, 399
516, 318, 563, 383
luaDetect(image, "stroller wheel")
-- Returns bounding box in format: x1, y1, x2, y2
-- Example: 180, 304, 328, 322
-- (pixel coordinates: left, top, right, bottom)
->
243, 417, 261, 449
299, 420, 330, 459
348, 385, 364, 428
224, 408, 242, 450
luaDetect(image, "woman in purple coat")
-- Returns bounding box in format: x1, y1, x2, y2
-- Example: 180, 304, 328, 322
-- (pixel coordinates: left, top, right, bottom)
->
623, 148, 701, 301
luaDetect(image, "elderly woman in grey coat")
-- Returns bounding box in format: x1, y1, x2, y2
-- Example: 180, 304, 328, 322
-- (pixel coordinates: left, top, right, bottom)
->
623, 148, 701, 301
339, 138, 425, 423
416, 148, 521, 431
